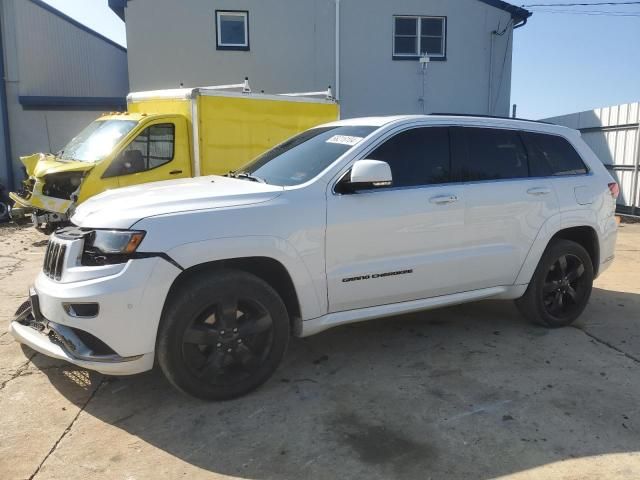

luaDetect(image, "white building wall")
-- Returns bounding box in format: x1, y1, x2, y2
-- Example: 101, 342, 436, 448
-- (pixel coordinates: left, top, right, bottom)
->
124, 0, 517, 118
125, 0, 336, 97
339, 0, 513, 117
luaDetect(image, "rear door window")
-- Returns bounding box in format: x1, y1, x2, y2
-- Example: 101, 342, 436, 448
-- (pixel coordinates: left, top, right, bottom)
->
522, 132, 588, 177
367, 127, 450, 187
451, 127, 529, 182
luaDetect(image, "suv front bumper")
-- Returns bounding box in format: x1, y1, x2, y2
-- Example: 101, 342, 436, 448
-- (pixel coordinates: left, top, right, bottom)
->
10, 256, 181, 375
10, 307, 153, 376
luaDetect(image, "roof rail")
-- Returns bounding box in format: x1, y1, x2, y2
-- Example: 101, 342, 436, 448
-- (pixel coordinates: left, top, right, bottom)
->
430, 113, 552, 125
280, 86, 335, 101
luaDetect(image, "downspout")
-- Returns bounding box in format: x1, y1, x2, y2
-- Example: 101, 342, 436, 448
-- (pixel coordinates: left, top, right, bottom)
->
0, 10, 14, 190
335, 0, 340, 101
488, 31, 494, 115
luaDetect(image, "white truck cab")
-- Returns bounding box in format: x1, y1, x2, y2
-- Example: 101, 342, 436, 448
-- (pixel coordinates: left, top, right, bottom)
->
11, 115, 619, 400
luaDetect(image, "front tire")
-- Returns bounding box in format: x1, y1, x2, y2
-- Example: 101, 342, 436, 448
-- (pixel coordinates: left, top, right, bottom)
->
516, 239, 594, 328
157, 270, 290, 401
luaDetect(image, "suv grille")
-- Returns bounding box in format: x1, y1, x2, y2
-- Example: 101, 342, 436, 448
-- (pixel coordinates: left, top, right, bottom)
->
43, 240, 67, 280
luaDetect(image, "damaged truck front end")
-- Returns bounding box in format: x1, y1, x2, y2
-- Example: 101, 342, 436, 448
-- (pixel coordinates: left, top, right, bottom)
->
10, 154, 94, 233
10, 117, 140, 233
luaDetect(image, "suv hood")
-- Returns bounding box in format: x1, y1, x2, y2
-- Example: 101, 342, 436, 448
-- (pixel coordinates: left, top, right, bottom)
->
72, 176, 284, 229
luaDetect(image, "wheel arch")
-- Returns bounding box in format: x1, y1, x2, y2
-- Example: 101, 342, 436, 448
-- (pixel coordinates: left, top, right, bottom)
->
515, 211, 602, 285
162, 257, 304, 337
548, 226, 599, 275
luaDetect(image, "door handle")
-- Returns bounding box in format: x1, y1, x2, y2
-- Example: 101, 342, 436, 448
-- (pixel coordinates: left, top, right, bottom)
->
429, 194, 459, 205
169, 170, 183, 175
527, 187, 551, 196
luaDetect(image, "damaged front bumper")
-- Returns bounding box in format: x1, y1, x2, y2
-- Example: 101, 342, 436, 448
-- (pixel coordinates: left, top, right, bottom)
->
10, 189, 72, 216
10, 288, 154, 376
10, 187, 72, 229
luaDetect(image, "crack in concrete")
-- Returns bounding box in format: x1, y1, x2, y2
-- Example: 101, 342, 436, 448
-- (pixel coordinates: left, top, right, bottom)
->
575, 326, 640, 365
0, 352, 37, 391
28, 377, 105, 480
0, 257, 27, 283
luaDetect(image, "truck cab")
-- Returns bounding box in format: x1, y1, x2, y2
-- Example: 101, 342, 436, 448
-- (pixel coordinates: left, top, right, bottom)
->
11, 112, 190, 232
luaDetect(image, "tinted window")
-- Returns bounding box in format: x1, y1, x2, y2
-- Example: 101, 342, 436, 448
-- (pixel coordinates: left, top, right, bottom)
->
451, 127, 528, 181
122, 124, 175, 172
241, 126, 376, 186
523, 132, 588, 176
367, 127, 450, 187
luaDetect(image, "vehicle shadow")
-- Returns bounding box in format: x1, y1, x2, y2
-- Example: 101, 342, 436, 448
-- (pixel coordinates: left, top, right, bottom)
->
30, 289, 640, 479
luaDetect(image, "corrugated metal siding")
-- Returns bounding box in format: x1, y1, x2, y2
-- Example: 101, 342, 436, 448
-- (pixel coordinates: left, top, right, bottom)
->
545, 103, 640, 212
14, 0, 128, 97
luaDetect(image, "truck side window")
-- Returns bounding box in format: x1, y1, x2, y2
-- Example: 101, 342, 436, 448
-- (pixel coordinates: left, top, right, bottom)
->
122, 124, 175, 173
367, 127, 450, 187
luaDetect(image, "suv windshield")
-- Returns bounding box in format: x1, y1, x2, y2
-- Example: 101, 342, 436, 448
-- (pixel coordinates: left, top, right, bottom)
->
237, 126, 377, 186
59, 120, 138, 163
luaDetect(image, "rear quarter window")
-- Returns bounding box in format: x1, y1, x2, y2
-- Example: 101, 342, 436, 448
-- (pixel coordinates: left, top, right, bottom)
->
522, 132, 588, 177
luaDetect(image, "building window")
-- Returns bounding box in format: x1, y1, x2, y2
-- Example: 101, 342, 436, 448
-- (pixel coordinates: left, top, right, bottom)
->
216, 11, 249, 50
393, 16, 446, 60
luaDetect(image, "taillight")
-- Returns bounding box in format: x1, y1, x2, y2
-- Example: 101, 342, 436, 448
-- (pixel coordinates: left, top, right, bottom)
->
608, 182, 620, 200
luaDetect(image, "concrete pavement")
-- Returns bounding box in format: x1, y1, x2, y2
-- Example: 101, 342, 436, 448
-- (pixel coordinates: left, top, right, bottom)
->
1, 222, 639, 480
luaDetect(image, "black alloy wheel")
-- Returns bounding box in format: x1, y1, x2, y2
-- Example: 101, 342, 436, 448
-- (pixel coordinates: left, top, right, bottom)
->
158, 270, 290, 400
516, 239, 594, 328
542, 253, 587, 320
181, 296, 274, 386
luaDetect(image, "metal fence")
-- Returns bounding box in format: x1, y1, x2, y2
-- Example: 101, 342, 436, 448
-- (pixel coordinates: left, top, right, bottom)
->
545, 103, 640, 215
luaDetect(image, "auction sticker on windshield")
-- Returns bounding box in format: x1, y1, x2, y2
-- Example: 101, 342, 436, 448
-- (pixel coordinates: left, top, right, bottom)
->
326, 135, 364, 146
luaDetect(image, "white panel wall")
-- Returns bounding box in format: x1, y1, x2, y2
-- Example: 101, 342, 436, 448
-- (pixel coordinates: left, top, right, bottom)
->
546, 103, 640, 210
125, 0, 515, 118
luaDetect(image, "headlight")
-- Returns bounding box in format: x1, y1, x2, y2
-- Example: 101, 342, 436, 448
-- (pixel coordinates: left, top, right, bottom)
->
82, 230, 145, 266
89, 230, 145, 254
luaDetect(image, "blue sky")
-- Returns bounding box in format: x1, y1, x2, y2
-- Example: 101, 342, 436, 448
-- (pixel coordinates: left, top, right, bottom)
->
43, 0, 640, 120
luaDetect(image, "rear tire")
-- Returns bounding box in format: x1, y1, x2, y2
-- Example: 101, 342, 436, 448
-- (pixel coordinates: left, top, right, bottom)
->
516, 239, 593, 328
157, 270, 290, 401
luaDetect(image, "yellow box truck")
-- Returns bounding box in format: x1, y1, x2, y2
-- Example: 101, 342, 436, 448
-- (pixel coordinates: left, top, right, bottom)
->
10, 82, 339, 232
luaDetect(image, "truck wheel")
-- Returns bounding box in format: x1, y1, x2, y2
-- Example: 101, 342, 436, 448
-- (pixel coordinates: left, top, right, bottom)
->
515, 239, 593, 328
157, 270, 290, 401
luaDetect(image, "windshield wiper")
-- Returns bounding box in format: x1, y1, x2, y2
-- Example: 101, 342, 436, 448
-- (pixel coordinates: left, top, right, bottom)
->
227, 171, 268, 184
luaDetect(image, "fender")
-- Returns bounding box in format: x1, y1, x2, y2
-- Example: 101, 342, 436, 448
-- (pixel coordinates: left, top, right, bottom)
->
166, 235, 326, 320
514, 209, 600, 286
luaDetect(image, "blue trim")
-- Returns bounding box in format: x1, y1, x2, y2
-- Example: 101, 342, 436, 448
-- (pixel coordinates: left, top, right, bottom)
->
108, 0, 126, 21
28, 0, 127, 53
0, 17, 15, 190
477, 0, 532, 24
19, 96, 127, 109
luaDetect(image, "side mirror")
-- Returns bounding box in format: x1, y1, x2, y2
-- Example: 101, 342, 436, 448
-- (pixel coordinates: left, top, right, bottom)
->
337, 160, 393, 193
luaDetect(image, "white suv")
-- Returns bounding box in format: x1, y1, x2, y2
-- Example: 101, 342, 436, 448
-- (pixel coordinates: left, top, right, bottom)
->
11, 115, 619, 400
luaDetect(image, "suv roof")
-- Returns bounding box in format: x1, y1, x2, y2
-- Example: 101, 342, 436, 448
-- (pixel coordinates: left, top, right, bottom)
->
325, 115, 578, 137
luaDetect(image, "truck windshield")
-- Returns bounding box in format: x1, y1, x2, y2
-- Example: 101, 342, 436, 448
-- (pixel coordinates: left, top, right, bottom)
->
237, 126, 377, 186
59, 120, 138, 163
